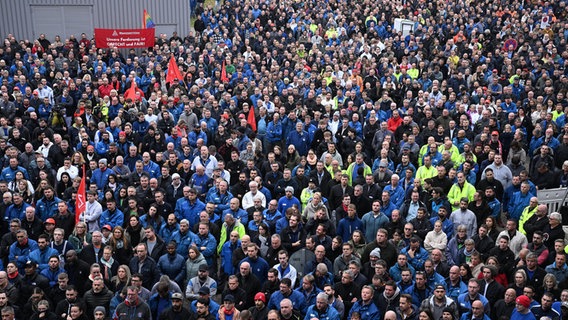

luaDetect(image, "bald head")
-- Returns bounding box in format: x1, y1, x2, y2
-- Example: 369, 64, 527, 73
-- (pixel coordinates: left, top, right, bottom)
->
384, 311, 397, 320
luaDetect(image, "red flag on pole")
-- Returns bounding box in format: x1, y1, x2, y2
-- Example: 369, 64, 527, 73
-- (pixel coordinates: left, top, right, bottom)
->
220, 60, 229, 83
248, 105, 257, 132
124, 80, 139, 102
166, 55, 183, 84
75, 165, 86, 224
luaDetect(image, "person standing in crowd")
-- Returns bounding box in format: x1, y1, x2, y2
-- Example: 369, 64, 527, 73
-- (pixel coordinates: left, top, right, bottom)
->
1, 6, 568, 319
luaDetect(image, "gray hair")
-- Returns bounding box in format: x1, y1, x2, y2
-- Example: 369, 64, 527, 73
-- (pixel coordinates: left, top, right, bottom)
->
550, 212, 562, 223
316, 292, 328, 301
342, 270, 354, 279
316, 263, 328, 274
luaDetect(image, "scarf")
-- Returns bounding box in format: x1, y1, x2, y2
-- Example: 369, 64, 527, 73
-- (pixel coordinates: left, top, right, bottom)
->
100, 256, 115, 279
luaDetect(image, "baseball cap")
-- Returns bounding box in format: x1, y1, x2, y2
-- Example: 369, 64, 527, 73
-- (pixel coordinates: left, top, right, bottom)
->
171, 293, 183, 300
224, 294, 235, 303
102, 225, 112, 231
491, 131, 499, 136
516, 295, 530, 308
24, 260, 36, 268
198, 264, 208, 271
45, 218, 56, 224
198, 287, 210, 295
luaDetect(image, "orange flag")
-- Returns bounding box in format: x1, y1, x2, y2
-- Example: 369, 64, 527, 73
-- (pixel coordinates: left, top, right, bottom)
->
75, 165, 86, 224
166, 55, 183, 84
248, 105, 257, 132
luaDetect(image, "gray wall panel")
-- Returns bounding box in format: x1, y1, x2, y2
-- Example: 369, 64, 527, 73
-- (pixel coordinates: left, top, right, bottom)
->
0, 0, 190, 41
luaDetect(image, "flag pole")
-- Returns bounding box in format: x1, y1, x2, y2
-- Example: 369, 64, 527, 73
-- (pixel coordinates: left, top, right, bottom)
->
82, 164, 85, 223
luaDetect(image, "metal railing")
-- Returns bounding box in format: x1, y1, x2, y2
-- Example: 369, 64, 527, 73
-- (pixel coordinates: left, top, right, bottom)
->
537, 187, 568, 214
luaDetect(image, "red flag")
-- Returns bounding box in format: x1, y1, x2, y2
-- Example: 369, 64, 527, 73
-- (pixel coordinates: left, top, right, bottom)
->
248, 105, 257, 132
166, 55, 183, 84
220, 60, 229, 83
75, 165, 86, 224
124, 80, 139, 101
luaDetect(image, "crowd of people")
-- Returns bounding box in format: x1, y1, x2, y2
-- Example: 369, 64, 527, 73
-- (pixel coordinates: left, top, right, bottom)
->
0, 0, 567, 319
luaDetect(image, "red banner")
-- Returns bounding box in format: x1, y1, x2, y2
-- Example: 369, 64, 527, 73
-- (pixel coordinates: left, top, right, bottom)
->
75, 165, 86, 224
94, 28, 154, 48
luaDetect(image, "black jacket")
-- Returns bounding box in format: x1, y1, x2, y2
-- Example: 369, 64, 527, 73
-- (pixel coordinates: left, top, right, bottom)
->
471, 234, 495, 261
64, 258, 91, 295
79, 243, 106, 266
328, 184, 353, 210
309, 170, 332, 197
141, 236, 166, 262
237, 273, 262, 309
159, 306, 192, 320
280, 225, 306, 254
128, 256, 160, 289
22, 218, 44, 241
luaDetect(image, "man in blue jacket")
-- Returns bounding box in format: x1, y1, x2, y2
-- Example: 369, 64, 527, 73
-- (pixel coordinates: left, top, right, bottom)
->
99, 199, 124, 230
266, 278, 305, 313
336, 204, 364, 243
304, 292, 340, 320
9, 229, 38, 272
348, 285, 380, 320
0, 158, 29, 182
156, 241, 186, 285
266, 113, 282, 151
174, 187, 205, 228
90, 159, 112, 191
287, 122, 310, 156
194, 223, 217, 266
4, 193, 30, 222
170, 219, 197, 256
400, 237, 430, 271
28, 234, 58, 272
36, 187, 62, 221
507, 182, 534, 221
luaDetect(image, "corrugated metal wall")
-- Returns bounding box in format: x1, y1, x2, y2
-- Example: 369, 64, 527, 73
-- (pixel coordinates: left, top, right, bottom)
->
0, 0, 191, 41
